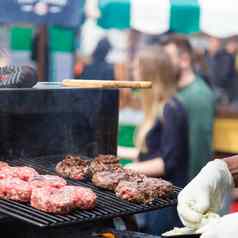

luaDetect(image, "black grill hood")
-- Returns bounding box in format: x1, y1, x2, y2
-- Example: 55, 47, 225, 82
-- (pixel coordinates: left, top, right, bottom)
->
0, 86, 119, 159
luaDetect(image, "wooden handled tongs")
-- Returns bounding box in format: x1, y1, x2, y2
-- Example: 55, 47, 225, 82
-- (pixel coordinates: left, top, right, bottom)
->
62, 80, 152, 89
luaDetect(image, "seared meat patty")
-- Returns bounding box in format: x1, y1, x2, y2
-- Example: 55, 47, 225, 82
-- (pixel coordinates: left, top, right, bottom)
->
124, 169, 146, 182
31, 185, 97, 214
115, 177, 174, 204
0, 178, 32, 202
115, 180, 149, 204
56, 155, 90, 180
143, 177, 174, 199
92, 168, 128, 191
90, 154, 121, 175
91, 168, 146, 191
30, 175, 67, 189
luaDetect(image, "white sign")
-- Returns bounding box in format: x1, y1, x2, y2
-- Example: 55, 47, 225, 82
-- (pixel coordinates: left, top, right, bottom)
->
17, 0, 69, 15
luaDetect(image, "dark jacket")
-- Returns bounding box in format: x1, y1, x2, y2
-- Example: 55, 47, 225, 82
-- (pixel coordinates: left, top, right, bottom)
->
204, 49, 236, 100
79, 38, 114, 81
138, 97, 189, 187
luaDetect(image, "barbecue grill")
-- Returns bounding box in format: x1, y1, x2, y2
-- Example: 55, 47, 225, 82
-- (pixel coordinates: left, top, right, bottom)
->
0, 86, 180, 237
0, 156, 179, 228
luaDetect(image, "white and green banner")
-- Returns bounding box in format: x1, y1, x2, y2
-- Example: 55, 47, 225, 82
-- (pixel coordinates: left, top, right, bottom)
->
10, 26, 35, 67
0, 0, 84, 28
10, 26, 76, 82
49, 27, 76, 82
97, 0, 238, 37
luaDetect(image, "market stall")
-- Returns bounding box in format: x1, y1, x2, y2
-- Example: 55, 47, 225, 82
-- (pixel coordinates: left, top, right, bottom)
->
0, 0, 85, 82
96, 0, 238, 156
214, 105, 238, 154
97, 0, 238, 37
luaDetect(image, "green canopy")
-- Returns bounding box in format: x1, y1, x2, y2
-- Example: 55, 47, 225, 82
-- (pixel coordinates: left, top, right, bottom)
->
97, 0, 238, 37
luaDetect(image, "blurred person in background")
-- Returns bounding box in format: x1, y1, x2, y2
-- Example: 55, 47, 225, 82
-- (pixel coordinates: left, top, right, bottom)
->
225, 36, 238, 101
78, 37, 114, 80
224, 36, 238, 213
193, 48, 211, 88
204, 36, 236, 103
125, 46, 189, 235
162, 35, 215, 180
225, 36, 238, 57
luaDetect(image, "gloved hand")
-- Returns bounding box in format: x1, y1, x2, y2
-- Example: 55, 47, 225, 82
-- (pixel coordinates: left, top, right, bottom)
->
198, 213, 238, 238
177, 159, 234, 229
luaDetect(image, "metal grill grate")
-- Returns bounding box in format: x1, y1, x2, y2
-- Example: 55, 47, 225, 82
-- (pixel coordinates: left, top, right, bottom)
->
0, 156, 181, 227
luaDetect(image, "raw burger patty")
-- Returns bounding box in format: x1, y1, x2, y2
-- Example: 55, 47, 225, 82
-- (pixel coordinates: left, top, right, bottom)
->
0, 166, 38, 181
65, 186, 97, 209
0, 161, 9, 170
92, 168, 128, 191
13, 166, 39, 181
90, 154, 121, 175
115, 177, 174, 204
31, 187, 75, 214
56, 155, 90, 180
0, 166, 17, 179
31, 186, 97, 214
0, 178, 32, 202
30, 175, 67, 189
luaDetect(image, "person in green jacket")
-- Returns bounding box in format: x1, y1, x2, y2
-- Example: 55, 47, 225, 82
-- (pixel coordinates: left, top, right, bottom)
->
162, 35, 215, 180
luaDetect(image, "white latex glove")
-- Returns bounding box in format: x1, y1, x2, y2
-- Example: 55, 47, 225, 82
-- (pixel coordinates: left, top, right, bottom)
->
177, 159, 234, 229
198, 213, 238, 238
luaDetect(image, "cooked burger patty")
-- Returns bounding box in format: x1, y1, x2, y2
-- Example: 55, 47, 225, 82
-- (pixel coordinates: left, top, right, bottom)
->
0, 178, 32, 202
92, 168, 128, 191
91, 168, 146, 191
30, 175, 67, 189
124, 169, 146, 182
115, 177, 174, 204
90, 154, 121, 175
56, 155, 90, 180
115, 180, 150, 204
143, 177, 174, 198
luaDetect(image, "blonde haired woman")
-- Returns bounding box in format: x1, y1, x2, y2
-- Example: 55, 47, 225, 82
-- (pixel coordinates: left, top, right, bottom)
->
126, 46, 189, 235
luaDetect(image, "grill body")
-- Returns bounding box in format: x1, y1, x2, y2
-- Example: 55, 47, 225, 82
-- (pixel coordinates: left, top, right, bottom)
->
0, 87, 119, 236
